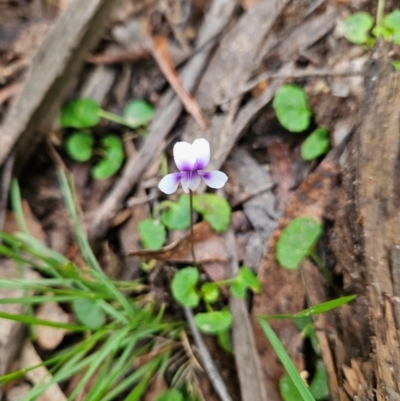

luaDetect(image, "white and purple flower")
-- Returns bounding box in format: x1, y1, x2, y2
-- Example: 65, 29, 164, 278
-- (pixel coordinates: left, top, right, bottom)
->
158, 138, 228, 194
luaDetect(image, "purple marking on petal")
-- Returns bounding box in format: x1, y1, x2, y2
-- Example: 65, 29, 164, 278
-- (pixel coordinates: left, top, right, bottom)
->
193, 158, 208, 171
158, 173, 182, 194
179, 161, 192, 172
199, 170, 228, 189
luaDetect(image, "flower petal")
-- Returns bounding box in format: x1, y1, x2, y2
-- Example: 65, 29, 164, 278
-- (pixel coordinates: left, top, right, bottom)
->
173, 141, 196, 171
181, 171, 201, 193
199, 170, 228, 189
192, 138, 210, 170
158, 173, 182, 194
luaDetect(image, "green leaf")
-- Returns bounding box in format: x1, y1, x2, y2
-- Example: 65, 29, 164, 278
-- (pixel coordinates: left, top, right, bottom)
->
258, 318, 316, 401
91, 135, 125, 180
383, 9, 400, 45
171, 267, 200, 308
72, 298, 106, 330
138, 219, 166, 250
201, 282, 219, 303
301, 128, 330, 161
194, 311, 233, 335
372, 25, 392, 40
217, 328, 233, 353
193, 194, 231, 233
161, 195, 190, 230
342, 12, 374, 45
155, 389, 184, 401
295, 316, 320, 355
294, 295, 356, 317
280, 374, 302, 401
230, 267, 261, 299
273, 84, 312, 133
60, 98, 100, 128
65, 132, 94, 162
310, 360, 330, 400
392, 60, 400, 70
123, 100, 155, 128
276, 216, 323, 270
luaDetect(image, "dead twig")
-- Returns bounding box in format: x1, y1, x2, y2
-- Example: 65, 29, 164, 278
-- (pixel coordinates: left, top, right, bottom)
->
183, 307, 233, 401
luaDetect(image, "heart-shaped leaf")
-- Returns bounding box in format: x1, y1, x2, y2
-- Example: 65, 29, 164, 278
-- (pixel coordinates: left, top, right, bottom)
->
276, 216, 323, 270
161, 195, 190, 230
273, 84, 312, 132
383, 10, 400, 45
193, 194, 231, 233
200, 282, 219, 303
171, 267, 199, 308
194, 310, 233, 335
123, 100, 155, 128
60, 98, 100, 129
230, 267, 261, 299
72, 298, 105, 330
342, 12, 374, 45
91, 135, 125, 180
65, 132, 93, 162
301, 128, 330, 161
138, 219, 166, 250
310, 360, 329, 400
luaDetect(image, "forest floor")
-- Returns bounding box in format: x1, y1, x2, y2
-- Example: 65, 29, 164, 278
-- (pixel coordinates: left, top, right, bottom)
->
0, 0, 399, 400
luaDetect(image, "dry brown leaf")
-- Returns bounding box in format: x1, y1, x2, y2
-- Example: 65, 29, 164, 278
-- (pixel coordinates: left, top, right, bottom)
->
151, 36, 207, 130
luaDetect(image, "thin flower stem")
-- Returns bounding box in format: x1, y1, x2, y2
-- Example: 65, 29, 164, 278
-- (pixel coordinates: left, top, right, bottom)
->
309, 250, 336, 289
189, 190, 197, 266
376, 0, 385, 27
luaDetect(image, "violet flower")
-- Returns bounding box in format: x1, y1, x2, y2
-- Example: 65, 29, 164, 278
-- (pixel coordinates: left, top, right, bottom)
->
158, 138, 228, 194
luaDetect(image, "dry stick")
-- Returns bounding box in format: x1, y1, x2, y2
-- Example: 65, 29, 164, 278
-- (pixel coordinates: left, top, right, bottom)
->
183, 306, 233, 401
88, 0, 237, 241
189, 190, 197, 266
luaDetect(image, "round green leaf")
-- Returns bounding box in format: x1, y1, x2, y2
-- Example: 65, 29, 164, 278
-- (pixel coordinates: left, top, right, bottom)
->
230, 267, 261, 299
60, 99, 100, 129
155, 389, 184, 401
72, 298, 105, 330
171, 267, 199, 308
123, 100, 155, 128
194, 311, 233, 335
65, 132, 93, 162
201, 282, 219, 303
310, 360, 330, 400
273, 84, 312, 132
193, 194, 231, 233
138, 218, 166, 250
300, 128, 330, 161
383, 10, 400, 45
279, 374, 302, 401
372, 25, 392, 40
91, 135, 125, 180
276, 216, 323, 270
161, 195, 190, 230
342, 12, 374, 45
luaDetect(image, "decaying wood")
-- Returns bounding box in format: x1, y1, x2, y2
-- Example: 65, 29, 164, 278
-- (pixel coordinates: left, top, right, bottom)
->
252, 141, 347, 399
225, 228, 267, 401
330, 40, 400, 400
0, 0, 120, 172
88, 0, 237, 241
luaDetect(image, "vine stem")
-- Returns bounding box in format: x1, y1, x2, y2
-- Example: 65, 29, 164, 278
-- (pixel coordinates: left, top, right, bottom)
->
189, 190, 197, 266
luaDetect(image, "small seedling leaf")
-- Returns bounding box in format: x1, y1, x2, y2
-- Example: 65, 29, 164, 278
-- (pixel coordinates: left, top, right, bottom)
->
392, 60, 400, 70
301, 128, 330, 160
372, 25, 392, 40
201, 282, 219, 303
60, 98, 100, 128
91, 135, 125, 180
342, 12, 374, 45
310, 360, 330, 400
273, 84, 312, 132
65, 132, 93, 162
161, 195, 190, 230
230, 267, 261, 299
383, 10, 400, 45
155, 389, 184, 401
193, 194, 231, 232
217, 328, 233, 353
194, 310, 233, 335
138, 219, 166, 250
123, 100, 155, 128
171, 267, 199, 308
279, 374, 302, 401
72, 298, 105, 330
276, 216, 323, 270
